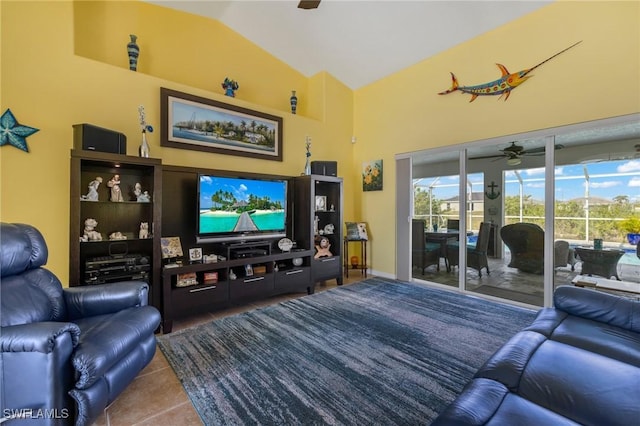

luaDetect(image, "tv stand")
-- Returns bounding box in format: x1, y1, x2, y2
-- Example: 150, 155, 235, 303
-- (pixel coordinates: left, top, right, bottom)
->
159, 165, 344, 334
160, 248, 313, 333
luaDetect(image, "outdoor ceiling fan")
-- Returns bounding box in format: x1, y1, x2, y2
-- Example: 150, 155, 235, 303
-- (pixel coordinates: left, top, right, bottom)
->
472, 141, 564, 166
298, 1, 321, 9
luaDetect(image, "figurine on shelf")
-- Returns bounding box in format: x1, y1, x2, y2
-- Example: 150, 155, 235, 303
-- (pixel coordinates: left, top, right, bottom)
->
107, 174, 124, 202
314, 235, 333, 259
139, 222, 149, 239
109, 231, 127, 241
221, 77, 239, 97
81, 176, 103, 201
81, 218, 102, 242
134, 183, 151, 202
138, 191, 151, 202
133, 182, 142, 198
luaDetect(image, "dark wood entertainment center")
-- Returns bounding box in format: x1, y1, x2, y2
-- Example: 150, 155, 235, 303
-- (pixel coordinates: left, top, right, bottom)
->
70, 153, 343, 334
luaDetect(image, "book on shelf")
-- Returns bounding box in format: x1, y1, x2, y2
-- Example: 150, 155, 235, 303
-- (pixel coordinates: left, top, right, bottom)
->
176, 272, 198, 287
203, 271, 218, 284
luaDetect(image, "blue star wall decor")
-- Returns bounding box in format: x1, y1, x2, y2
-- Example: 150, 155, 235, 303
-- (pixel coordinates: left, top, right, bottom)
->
1, 109, 40, 152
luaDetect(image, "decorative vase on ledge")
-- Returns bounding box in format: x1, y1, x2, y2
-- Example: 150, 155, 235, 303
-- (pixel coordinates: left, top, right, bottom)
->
290, 90, 298, 114
127, 34, 139, 71
139, 131, 150, 158
303, 136, 311, 175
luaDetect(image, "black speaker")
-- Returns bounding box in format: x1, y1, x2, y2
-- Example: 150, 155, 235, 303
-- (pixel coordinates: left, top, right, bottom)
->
311, 161, 337, 176
73, 123, 127, 154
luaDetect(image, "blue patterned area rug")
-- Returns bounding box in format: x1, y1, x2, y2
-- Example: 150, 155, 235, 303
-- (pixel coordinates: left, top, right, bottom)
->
158, 277, 537, 425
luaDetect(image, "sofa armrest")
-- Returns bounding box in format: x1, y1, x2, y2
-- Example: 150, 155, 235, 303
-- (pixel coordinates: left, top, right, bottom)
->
1, 322, 80, 353
64, 281, 149, 320
554, 285, 640, 333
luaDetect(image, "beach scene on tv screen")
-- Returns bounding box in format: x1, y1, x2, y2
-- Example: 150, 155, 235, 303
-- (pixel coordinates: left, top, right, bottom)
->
199, 176, 285, 233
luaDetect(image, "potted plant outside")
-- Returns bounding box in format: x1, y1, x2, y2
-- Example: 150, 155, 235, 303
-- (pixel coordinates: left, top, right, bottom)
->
618, 216, 640, 245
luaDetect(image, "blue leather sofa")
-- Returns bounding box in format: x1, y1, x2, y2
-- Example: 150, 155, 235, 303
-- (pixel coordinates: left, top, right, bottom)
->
1, 223, 161, 425
432, 285, 640, 425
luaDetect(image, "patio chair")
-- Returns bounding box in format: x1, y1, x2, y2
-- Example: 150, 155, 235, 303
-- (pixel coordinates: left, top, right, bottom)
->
412, 219, 441, 273
554, 240, 573, 270
500, 222, 544, 274
447, 221, 491, 277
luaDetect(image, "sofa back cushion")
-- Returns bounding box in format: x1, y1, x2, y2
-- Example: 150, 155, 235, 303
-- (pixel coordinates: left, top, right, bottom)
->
554, 285, 640, 334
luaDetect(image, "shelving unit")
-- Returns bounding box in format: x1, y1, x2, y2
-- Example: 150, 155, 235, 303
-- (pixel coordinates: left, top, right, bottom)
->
158, 165, 317, 333
293, 175, 344, 287
69, 150, 162, 308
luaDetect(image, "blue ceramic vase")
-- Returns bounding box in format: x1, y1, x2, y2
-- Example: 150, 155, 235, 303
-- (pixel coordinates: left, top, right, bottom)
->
127, 34, 139, 71
290, 90, 298, 114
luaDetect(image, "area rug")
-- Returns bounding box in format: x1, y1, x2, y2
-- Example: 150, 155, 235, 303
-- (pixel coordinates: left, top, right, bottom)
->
158, 277, 537, 425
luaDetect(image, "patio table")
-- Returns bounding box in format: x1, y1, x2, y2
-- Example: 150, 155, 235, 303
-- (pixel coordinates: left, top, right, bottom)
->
574, 247, 625, 280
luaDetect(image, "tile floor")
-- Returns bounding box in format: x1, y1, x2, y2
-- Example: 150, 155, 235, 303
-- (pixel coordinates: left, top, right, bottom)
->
413, 254, 640, 306
95, 275, 366, 426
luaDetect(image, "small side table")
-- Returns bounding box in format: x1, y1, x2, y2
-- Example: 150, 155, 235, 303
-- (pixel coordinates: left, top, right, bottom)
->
344, 238, 367, 278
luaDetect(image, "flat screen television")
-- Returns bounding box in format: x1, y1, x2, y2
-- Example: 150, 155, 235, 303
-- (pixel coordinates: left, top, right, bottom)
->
197, 174, 287, 243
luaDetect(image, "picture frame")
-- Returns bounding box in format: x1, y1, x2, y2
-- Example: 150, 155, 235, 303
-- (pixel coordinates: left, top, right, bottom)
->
345, 222, 369, 241
315, 195, 327, 211
160, 87, 283, 161
245, 264, 254, 277
161, 236, 183, 260
363, 159, 383, 191
188, 247, 203, 262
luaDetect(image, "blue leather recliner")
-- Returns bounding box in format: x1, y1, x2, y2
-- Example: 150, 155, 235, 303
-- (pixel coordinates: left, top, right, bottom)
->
1, 223, 161, 425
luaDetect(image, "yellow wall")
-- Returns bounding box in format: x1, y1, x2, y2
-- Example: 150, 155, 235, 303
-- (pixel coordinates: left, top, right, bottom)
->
1, 1, 638, 282
0, 1, 354, 283
353, 0, 640, 276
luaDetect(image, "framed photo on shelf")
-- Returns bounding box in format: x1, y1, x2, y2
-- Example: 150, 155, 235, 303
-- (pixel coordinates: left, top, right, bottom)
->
161, 236, 183, 262
160, 87, 283, 161
245, 264, 254, 277
315, 195, 327, 211
188, 247, 203, 262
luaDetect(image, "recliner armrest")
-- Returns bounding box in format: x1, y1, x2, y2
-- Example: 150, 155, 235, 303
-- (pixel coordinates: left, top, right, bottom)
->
554, 285, 640, 333
64, 281, 149, 320
1, 322, 80, 353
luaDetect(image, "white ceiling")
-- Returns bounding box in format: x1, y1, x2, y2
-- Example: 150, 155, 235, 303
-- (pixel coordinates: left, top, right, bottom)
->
147, 0, 552, 89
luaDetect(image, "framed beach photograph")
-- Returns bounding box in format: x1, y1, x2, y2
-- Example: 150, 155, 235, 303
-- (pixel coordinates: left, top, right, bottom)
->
160, 87, 283, 161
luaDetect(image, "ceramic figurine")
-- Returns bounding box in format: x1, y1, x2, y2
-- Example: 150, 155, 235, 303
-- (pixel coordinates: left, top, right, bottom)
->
139, 222, 149, 239
107, 174, 124, 202
81, 176, 103, 201
81, 218, 102, 242
314, 236, 333, 259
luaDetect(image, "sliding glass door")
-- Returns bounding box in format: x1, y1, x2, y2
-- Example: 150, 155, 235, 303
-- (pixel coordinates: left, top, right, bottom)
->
400, 114, 640, 308
411, 151, 459, 287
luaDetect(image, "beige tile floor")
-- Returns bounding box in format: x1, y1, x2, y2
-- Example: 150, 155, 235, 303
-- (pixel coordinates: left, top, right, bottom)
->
94, 275, 366, 426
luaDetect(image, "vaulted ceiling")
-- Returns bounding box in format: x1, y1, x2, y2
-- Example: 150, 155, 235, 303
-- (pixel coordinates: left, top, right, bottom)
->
146, 0, 552, 89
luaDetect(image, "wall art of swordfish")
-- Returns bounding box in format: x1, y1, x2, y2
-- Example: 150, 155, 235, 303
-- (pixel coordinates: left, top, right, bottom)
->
438, 41, 582, 102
